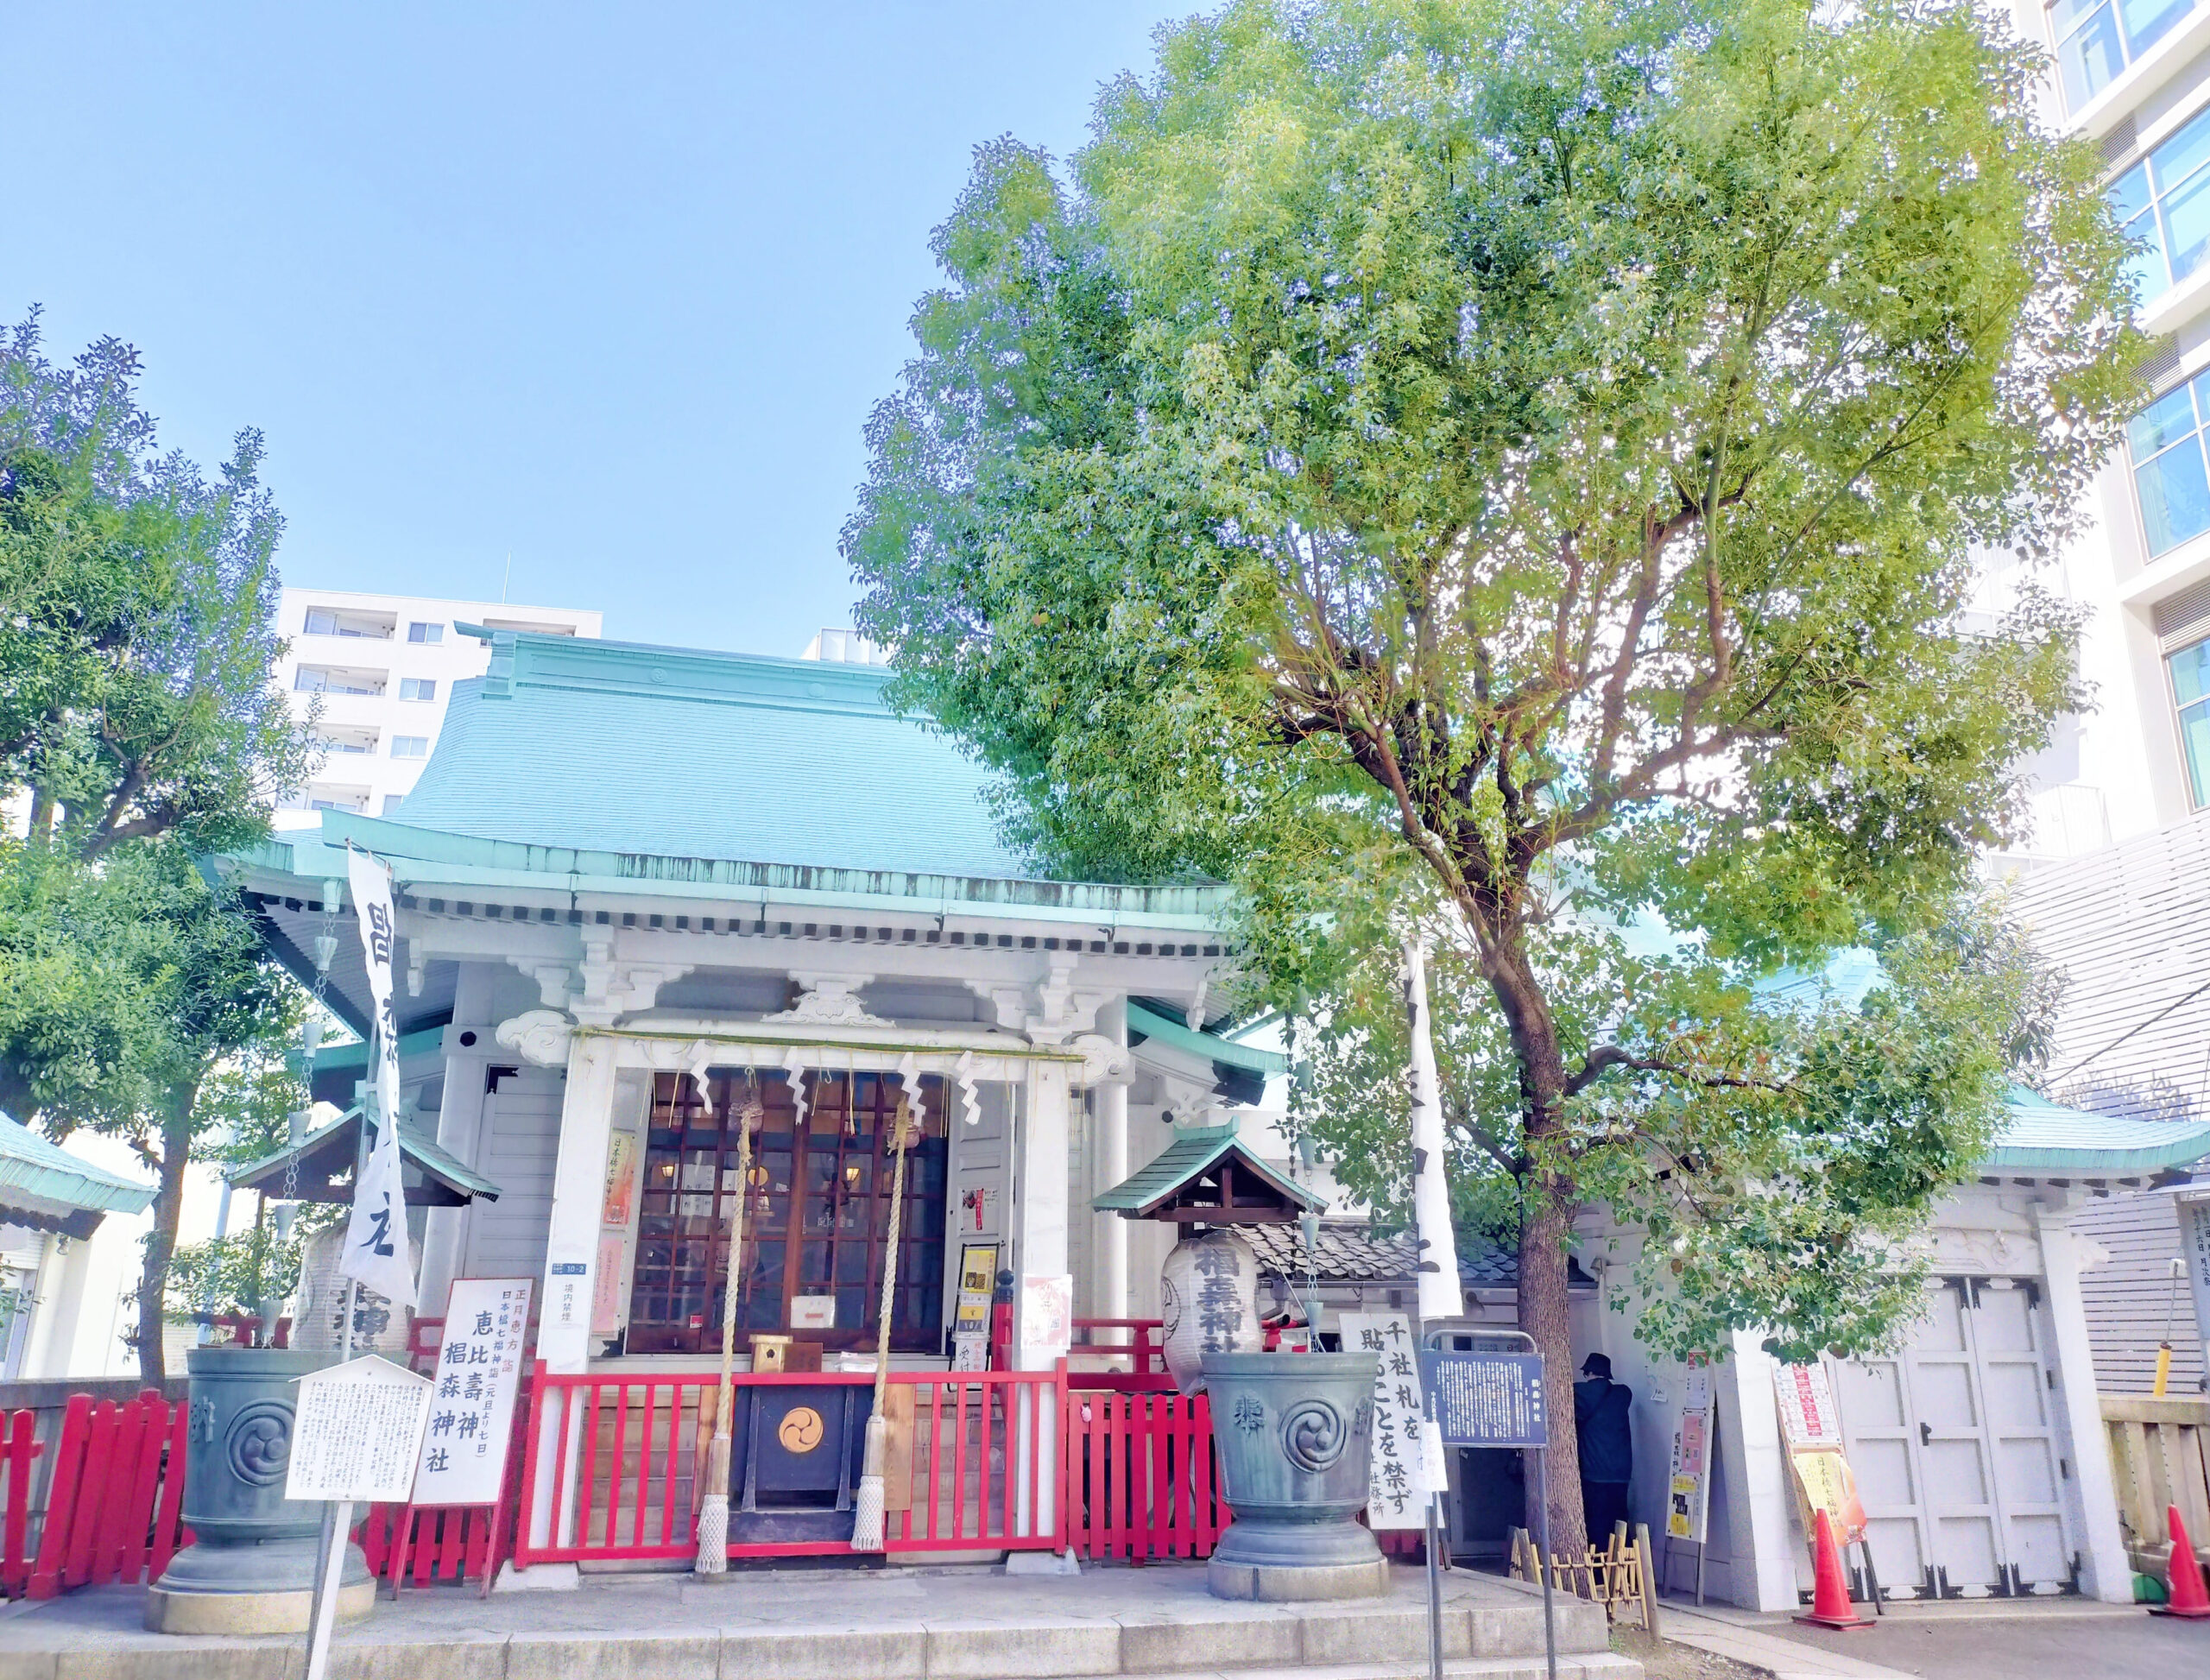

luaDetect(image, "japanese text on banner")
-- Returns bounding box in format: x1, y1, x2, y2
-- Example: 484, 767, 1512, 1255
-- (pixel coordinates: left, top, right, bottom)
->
344, 849, 418, 1310
1341, 1311, 1424, 1528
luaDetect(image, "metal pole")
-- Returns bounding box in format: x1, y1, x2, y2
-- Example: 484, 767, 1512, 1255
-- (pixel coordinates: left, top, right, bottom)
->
1425, 1487, 1444, 1680
1533, 1446, 1557, 1680
302, 1497, 352, 1680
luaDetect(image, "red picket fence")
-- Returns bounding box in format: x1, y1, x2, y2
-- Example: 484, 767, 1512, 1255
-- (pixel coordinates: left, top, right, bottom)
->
0, 1410, 41, 1596
511, 1365, 1067, 1569
360, 1502, 505, 1590
0, 1355, 1240, 1595
1061, 1382, 1224, 1563
23, 1391, 189, 1599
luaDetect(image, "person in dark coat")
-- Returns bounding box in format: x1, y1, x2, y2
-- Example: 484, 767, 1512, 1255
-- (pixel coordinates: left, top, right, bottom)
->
1573, 1353, 1633, 1543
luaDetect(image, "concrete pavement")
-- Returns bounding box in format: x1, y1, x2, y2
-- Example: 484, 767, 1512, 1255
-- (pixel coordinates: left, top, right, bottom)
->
1659, 1595, 2207, 1680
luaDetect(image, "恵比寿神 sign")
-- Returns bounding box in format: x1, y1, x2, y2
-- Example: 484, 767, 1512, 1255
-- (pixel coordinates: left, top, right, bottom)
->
413, 1279, 532, 1507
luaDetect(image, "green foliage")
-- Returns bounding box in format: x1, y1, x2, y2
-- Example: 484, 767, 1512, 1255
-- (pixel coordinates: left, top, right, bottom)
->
163, 1006, 331, 1323
847, 0, 2133, 1411
0, 308, 314, 858
0, 309, 312, 1375
1298, 894, 2061, 1361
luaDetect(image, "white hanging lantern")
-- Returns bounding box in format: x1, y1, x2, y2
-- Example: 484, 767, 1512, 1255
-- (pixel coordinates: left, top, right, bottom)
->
1159, 1227, 1262, 1396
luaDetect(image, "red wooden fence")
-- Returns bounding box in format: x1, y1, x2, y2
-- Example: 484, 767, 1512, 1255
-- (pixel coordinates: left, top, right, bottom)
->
510, 1365, 1066, 1569
23, 1391, 189, 1600
0, 1410, 41, 1596
0, 1349, 1238, 1595
1062, 1384, 1225, 1563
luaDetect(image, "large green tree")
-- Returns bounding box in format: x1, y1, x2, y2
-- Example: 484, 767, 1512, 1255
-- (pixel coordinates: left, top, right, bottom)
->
1, 307, 310, 857
845, 0, 2135, 1546
0, 312, 313, 1380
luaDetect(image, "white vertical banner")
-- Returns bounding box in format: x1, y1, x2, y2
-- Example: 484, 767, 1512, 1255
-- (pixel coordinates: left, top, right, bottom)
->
344, 848, 419, 1310
1402, 934, 1466, 1323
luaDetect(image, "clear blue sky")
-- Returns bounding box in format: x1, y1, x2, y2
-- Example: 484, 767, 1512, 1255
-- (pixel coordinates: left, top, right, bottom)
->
4, 3, 1194, 654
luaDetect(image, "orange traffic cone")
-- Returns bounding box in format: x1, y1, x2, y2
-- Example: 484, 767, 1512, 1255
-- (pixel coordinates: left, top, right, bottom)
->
2150, 1505, 2210, 1620
1794, 1510, 1876, 1631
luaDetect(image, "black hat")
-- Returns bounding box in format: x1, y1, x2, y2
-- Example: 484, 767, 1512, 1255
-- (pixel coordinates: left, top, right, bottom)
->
1579, 1353, 1613, 1379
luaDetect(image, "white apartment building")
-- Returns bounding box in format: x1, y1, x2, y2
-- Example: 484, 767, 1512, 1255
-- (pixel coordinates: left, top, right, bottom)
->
1984, 0, 2210, 861
275, 588, 602, 823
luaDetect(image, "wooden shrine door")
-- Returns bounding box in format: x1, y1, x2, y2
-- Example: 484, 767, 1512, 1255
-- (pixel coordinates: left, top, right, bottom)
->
628, 1068, 947, 1355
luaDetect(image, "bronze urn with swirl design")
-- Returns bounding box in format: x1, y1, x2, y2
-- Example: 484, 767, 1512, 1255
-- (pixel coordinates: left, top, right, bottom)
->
1200, 1350, 1389, 1601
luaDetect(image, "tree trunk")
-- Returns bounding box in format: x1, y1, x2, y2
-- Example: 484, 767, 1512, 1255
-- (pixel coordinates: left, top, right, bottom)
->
1518, 1187, 1587, 1559
1475, 912, 1590, 1560
136, 1079, 200, 1385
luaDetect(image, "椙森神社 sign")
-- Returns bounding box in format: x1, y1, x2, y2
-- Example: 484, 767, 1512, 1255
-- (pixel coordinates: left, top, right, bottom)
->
344, 849, 418, 1310
286, 1355, 435, 1505
413, 1279, 532, 1506
1342, 1311, 1429, 1529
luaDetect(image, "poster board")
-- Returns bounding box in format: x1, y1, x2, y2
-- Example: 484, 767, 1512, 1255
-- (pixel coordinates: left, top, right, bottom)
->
1773, 1361, 1866, 1544
1341, 1311, 1426, 1529
954, 1241, 998, 1336
287, 1355, 435, 1505
414, 1278, 533, 1506
1422, 1352, 1549, 1449
1785, 1447, 1867, 1544
1771, 1361, 1843, 1449
1019, 1273, 1073, 1359
1665, 1368, 1714, 1543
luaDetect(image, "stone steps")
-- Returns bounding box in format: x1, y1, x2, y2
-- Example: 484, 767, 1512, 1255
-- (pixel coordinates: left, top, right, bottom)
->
1051, 1662, 1644, 1680
0, 1568, 1628, 1680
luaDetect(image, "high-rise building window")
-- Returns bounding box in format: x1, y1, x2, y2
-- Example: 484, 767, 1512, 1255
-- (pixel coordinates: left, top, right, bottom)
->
2170, 635, 2210, 805
2052, 0, 2197, 111
407, 622, 444, 643
2111, 99, 2210, 306
391, 736, 429, 759
2130, 372, 2210, 554
398, 678, 438, 702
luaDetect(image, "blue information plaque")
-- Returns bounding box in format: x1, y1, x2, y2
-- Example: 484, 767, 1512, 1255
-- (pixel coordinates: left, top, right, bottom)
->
1422, 1352, 1549, 1449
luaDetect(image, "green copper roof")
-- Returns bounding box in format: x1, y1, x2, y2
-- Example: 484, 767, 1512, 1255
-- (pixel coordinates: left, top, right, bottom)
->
1092, 1123, 1326, 1218
0, 1114, 157, 1220
235, 629, 1233, 930
1982, 1086, 2210, 1174
409, 630, 1027, 878
228, 1106, 502, 1207
1126, 1001, 1287, 1077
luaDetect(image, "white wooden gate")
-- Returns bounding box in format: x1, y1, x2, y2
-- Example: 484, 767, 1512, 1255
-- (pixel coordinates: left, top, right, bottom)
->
1828, 1277, 2077, 1599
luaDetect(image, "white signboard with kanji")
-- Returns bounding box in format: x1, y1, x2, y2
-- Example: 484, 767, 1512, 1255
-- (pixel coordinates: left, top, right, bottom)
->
1341, 1311, 1427, 1530
414, 1278, 532, 1506
286, 1355, 435, 1504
